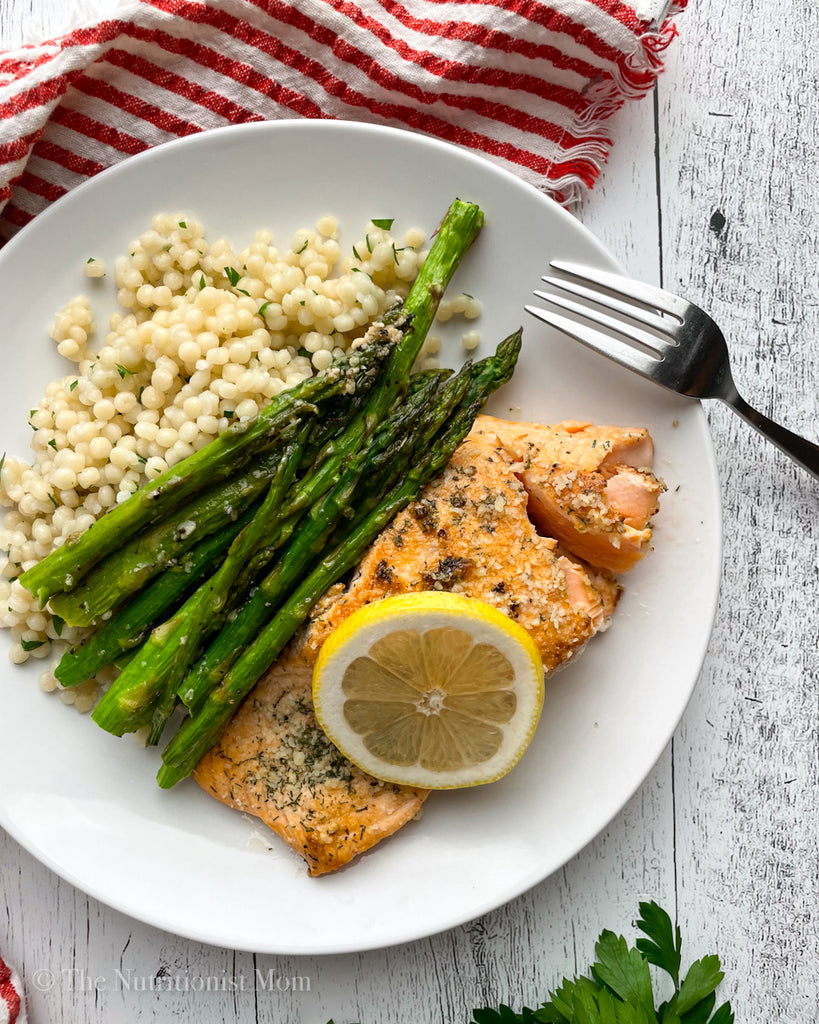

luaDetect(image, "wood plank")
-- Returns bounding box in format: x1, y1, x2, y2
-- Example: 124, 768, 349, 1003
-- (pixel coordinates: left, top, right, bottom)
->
658, 1, 819, 1020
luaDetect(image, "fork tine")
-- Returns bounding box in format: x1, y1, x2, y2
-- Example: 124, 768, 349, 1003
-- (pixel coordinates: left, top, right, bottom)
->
531, 289, 672, 355
524, 304, 661, 378
541, 275, 678, 337
549, 261, 690, 319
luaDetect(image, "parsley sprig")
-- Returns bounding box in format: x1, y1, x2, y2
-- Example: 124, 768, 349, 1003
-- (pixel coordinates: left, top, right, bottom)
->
472, 902, 733, 1024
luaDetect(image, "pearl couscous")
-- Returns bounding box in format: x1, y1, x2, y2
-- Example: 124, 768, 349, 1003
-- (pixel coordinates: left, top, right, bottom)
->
0, 211, 432, 703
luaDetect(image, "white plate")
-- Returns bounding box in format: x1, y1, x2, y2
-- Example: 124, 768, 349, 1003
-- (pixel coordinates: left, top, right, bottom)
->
0, 121, 721, 955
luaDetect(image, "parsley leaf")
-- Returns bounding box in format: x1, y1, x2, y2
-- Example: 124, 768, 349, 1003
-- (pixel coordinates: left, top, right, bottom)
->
51, 614, 64, 637
69, 380, 79, 392
636, 902, 682, 986
593, 930, 654, 1013
258, 301, 271, 317
21, 638, 46, 652
707, 1004, 735, 1024
224, 266, 241, 287
673, 956, 724, 1016
371, 218, 394, 230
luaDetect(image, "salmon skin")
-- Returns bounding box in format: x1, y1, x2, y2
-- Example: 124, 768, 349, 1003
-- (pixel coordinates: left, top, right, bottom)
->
194, 415, 662, 874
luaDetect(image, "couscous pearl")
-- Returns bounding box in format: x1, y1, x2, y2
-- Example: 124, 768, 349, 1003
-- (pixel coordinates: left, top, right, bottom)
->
235, 399, 259, 420
52, 467, 77, 490
155, 427, 178, 449
423, 335, 442, 354
206, 347, 229, 366
178, 421, 199, 444
92, 399, 116, 421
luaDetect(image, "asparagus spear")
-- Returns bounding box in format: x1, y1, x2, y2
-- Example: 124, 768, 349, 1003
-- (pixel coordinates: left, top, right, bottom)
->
48, 443, 293, 628
53, 505, 256, 686
91, 427, 308, 741
157, 329, 521, 787
19, 338, 394, 608
177, 366, 468, 715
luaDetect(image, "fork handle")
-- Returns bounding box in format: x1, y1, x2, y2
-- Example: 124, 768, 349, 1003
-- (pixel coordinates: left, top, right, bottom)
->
725, 394, 819, 481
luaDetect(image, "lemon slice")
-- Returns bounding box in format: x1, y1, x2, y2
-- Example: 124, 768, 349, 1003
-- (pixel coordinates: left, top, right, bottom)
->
312, 592, 544, 789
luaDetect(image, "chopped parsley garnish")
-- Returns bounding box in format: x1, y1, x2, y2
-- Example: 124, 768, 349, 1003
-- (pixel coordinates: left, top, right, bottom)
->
295, 238, 309, 255
86, 257, 96, 264
21, 638, 46, 652
179, 220, 187, 228
116, 364, 135, 379
371, 218, 394, 230
198, 272, 207, 290
224, 266, 241, 287
69, 380, 79, 392
258, 301, 271, 317
52, 614, 64, 637
48, 439, 57, 450
352, 244, 362, 261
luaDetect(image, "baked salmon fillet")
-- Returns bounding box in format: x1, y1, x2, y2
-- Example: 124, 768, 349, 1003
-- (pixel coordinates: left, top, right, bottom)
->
195, 415, 661, 874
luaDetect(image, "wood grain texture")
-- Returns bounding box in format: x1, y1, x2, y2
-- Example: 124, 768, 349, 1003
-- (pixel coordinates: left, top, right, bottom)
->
1, 2, 817, 1022
657, 3, 819, 1020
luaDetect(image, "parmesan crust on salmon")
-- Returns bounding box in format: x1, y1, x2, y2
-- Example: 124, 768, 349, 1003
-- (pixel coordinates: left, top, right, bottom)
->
194, 415, 662, 874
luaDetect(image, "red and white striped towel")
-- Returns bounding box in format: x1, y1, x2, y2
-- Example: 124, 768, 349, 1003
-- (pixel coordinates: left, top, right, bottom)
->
0, 0, 686, 243
0, 956, 26, 1024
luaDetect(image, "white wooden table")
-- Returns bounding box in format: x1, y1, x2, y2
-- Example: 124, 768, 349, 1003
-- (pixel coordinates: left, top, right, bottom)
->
2, 2, 817, 1021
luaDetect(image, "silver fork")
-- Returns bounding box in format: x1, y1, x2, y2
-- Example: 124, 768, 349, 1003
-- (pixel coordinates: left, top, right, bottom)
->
525, 261, 819, 482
